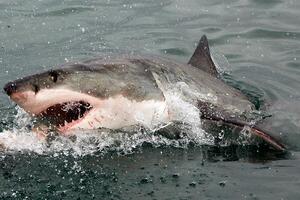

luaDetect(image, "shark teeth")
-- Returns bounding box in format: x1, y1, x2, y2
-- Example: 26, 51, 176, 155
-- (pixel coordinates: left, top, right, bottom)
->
38, 101, 93, 130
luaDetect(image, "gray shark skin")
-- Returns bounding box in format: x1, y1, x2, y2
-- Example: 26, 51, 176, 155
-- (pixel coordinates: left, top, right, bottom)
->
3, 35, 285, 151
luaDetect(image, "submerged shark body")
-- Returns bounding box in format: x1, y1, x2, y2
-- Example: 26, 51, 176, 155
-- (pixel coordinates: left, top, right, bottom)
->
3, 35, 285, 151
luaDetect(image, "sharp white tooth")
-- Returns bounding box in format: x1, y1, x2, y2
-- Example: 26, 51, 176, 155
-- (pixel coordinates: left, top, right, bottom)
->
64, 120, 68, 126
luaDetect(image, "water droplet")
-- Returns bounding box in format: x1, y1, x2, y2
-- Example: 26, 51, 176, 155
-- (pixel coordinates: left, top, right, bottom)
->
189, 182, 197, 187
140, 177, 152, 184
160, 176, 167, 183
219, 181, 226, 187
172, 173, 180, 178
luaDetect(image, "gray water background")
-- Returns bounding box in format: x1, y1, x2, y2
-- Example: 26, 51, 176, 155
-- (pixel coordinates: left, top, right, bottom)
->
0, 0, 300, 199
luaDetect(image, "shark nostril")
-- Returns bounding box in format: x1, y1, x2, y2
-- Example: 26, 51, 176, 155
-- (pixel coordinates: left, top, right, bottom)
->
3, 82, 17, 96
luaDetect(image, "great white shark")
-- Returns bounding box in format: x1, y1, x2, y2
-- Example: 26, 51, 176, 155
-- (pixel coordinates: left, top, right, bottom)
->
3, 35, 285, 151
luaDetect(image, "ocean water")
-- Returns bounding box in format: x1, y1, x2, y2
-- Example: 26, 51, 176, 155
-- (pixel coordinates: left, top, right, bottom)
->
0, 0, 300, 199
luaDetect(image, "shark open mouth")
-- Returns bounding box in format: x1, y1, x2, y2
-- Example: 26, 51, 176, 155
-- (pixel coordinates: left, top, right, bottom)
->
39, 101, 92, 130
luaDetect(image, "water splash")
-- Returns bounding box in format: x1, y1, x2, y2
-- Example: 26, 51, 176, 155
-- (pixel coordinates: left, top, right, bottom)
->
211, 48, 231, 75
0, 91, 214, 155
0, 107, 48, 154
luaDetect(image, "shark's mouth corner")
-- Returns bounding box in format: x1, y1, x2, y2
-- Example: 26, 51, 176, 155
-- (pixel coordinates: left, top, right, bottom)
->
38, 101, 93, 131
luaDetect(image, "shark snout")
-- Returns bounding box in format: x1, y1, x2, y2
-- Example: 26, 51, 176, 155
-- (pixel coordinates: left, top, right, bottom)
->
3, 81, 17, 96
3, 81, 34, 105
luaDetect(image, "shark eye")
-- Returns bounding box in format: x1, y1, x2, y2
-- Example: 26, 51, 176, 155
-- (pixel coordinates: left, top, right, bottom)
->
49, 71, 59, 83
33, 84, 39, 93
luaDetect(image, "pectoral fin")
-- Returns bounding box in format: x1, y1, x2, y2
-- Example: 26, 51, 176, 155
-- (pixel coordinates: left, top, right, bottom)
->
198, 101, 286, 151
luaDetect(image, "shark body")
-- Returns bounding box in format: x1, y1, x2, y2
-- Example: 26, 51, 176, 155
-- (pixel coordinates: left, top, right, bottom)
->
3, 35, 285, 151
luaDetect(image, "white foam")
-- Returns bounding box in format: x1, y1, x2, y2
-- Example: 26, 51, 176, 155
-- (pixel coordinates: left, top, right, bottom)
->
163, 87, 210, 143
0, 129, 47, 154
0, 107, 47, 154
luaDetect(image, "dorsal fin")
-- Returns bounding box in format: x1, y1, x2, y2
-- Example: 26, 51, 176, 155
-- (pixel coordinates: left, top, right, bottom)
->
188, 35, 218, 77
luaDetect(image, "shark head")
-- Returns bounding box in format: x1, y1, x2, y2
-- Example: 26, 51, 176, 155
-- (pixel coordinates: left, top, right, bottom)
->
3, 62, 168, 133
4, 65, 103, 132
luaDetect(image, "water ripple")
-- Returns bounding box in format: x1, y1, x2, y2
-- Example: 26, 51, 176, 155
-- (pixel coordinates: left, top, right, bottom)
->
30, 7, 95, 17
